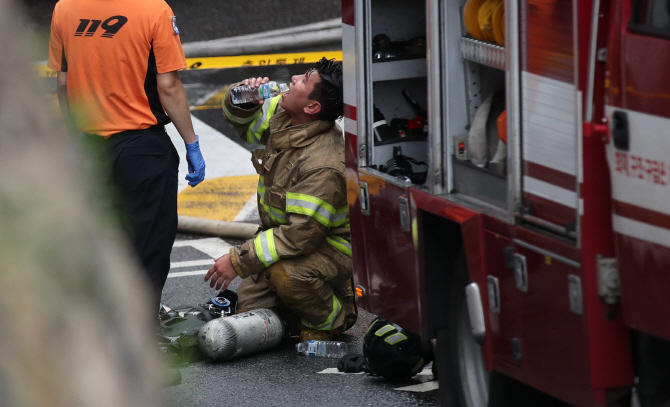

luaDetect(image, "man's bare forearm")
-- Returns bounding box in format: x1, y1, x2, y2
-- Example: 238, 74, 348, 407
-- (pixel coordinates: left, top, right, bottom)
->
157, 71, 197, 144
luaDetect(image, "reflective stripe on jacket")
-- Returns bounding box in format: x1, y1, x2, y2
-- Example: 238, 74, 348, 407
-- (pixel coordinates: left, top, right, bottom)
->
222, 84, 351, 278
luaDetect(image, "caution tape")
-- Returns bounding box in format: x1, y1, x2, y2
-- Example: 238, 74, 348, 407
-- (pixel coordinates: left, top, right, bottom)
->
34, 50, 343, 78
185, 50, 342, 70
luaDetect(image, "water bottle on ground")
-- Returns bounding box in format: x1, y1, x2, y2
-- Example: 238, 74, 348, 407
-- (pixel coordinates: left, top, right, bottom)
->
230, 81, 289, 104
296, 340, 349, 358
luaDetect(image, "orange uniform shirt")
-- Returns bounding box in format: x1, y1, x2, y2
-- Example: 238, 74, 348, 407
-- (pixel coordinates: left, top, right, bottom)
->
48, 0, 187, 137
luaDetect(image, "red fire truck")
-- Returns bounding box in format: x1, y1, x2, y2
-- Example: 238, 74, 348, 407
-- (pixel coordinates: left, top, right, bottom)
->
342, 0, 670, 405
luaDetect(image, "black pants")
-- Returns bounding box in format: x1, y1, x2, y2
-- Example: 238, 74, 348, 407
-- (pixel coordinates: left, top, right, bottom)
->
84, 126, 179, 310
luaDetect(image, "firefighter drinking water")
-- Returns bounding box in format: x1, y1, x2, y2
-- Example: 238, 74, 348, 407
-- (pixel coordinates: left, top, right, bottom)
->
205, 58, 357, 342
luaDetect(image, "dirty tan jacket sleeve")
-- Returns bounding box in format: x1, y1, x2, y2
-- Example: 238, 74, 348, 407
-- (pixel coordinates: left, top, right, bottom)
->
222, 81, 279, 146
230, 167, 347, 278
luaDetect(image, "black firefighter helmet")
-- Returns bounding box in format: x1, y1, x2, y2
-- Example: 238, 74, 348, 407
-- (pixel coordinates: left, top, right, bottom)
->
362, 317, 433, 379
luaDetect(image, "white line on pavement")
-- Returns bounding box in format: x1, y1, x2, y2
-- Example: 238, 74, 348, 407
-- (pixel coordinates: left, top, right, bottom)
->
416, 366, 434, 376
172, 237, 232, 258
168, 269, 210, 278
317, 367, 437, 392
393, 381, 439, 392
170, 259, 214, 269
234, 194, 259, 222
317, 368, 365, 375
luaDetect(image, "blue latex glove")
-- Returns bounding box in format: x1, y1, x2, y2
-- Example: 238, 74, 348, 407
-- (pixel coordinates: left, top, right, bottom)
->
185, 136, 206, 187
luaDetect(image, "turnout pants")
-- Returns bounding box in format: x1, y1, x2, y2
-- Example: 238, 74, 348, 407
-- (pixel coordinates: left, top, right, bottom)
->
84, 126, 179, 309
237, 241, 357, 335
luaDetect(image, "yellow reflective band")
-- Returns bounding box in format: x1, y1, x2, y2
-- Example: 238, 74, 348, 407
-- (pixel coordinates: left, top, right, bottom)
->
254, 230, 279, 267
260, 201, 289, 224
326, 236, 352, 257
412, 217, 418, 248
385, 332, 408, 345
247, 95, 280, 143
301, 295, 342, 331
222, 101, 259, 126
253, 234, 268, 267
375, 324, 395, 337
332, 206, 349, 227
286, 192, 349, 228
257, 179, 265, 197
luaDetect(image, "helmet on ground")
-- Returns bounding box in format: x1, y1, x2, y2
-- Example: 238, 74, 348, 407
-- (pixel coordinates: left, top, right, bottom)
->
363, 317, 431, 379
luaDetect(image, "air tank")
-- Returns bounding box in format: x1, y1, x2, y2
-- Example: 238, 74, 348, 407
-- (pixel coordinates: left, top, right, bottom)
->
198, 308, 285, 361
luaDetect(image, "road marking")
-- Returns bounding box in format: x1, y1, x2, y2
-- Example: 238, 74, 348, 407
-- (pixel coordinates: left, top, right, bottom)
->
234, 194, 259, 222
34, 51, 343, 77
415, 366, 434, 376
172, 237, 232, 258
170, 259, 215, 269
317, 368, 365, 375
317, 366, 438, 392
394, 381, 439, 392
192, 87, 229, 111
168, 269, 210, 278
177, 174, 258, 221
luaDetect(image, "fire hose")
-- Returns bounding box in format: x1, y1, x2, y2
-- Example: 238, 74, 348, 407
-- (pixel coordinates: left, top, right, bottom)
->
177, 215, 259, 240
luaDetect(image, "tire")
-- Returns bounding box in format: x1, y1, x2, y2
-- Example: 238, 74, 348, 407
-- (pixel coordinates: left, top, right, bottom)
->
446, 248, 490, 407
633, 330, 670, 406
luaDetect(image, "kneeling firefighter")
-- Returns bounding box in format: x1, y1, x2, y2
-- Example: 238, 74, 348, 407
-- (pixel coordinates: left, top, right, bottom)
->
204, 57, 357, 343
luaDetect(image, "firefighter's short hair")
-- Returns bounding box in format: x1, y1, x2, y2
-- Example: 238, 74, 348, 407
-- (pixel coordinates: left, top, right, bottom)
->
308, 57, 343, 122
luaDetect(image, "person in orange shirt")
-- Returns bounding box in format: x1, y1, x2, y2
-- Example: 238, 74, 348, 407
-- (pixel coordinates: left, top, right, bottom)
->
48, 0, 205, 311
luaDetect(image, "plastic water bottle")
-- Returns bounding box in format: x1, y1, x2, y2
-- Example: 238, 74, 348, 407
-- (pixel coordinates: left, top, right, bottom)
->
296, 340, 349, 358
230, 81, 289, 104
198, 308, 285, 361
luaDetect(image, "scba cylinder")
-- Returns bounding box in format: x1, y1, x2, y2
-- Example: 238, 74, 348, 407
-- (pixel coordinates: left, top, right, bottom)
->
198, 308, 285, 361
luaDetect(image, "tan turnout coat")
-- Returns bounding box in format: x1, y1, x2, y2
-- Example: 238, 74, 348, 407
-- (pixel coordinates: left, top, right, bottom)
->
222, 85, 352, 279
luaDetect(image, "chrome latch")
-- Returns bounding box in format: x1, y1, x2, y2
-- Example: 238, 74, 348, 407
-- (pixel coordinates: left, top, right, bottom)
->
568, 275, 583, 315
487, 276, 500, 314
597, 47, 608, 62
359, 181, 370, 216
513, 253, 528, 293
398, 196, 410, 232
597, 255, 619, 305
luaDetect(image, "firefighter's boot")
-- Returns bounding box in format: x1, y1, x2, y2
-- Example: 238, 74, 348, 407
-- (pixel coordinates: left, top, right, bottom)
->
299, 328, 333, 342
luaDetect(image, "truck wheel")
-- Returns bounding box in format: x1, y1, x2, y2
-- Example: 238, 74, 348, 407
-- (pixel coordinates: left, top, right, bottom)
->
446, 249, 489, 407
633, 330, 670, 406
